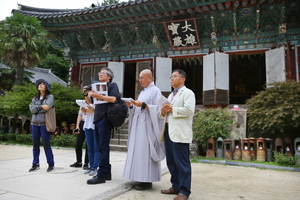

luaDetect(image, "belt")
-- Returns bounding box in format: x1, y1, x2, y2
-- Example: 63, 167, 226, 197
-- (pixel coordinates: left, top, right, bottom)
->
31, 122, 46, 126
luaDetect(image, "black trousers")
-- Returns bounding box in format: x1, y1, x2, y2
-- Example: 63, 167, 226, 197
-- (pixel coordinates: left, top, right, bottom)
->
75, 121, 89, 164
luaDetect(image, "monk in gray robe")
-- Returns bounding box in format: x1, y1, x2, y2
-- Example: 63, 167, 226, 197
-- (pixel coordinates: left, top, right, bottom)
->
123, 69, 165, 190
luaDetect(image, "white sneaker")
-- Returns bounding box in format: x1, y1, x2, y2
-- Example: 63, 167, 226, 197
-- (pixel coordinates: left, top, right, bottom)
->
84, 168, 91, 174
89, 169, 97, 176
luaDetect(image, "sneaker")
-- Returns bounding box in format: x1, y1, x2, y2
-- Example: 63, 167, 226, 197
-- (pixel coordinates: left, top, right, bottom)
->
47, 165, 54, 172
84, 168, 91, 174
29, 164, 39, 172
83, 163, 89, 170
89, 169, 97, 176
70, 162, 82, 168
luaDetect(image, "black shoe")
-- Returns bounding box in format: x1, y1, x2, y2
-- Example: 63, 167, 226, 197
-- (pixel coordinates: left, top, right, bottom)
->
47, 165, 54, 172
87, 176, 106, 184
133, 182, 152, 190
70, 162, 82, 168
106, 174, 112, 181
83, 163, 89, 170
29, 164, 39, 172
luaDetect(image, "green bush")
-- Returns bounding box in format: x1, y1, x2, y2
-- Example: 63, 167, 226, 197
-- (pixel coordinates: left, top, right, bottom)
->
51, 83, 83, 125
273, 151, 297, 167
52, 134, 76, 147
0, 82, 83, 127
246, 80, 300, 136
6, 133, 17, 142
0, 133, 8, 141
15, 134, 32, 145
0, 133, 76, 148
193, 107, 234, 147
0, 83, 36, 118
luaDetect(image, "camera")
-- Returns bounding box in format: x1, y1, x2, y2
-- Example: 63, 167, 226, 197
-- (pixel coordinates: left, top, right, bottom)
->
73, 129, 80, 134
85, 85, 92, 91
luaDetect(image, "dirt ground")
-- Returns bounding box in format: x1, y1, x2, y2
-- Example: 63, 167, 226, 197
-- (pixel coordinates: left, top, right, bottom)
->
110, 163, 300, 200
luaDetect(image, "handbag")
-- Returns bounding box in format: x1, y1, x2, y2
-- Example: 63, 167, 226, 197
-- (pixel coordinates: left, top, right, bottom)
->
45, 107, 56, 132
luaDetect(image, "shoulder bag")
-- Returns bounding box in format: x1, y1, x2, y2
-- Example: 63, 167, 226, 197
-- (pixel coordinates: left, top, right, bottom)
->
45, 107, 56, 132
107, 82, 128, 127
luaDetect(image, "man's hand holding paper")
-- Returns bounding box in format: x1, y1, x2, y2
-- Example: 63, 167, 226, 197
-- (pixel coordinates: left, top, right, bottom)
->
121, 97, 135, 107
161, 104, 172, 116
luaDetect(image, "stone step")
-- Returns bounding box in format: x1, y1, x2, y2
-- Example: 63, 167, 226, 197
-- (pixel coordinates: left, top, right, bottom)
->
109, 144, 127, 152
111, 133, 128, 139
110, 138, 127, 146
109, 118, 129, 152
113, 129, 128, 135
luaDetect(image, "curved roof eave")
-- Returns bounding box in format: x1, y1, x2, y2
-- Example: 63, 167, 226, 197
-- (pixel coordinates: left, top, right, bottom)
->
17, 3, 82, 12
12, 0, 156, 19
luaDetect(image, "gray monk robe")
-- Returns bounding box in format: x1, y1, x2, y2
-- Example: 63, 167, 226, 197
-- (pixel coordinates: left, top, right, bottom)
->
123, 82, 165, 182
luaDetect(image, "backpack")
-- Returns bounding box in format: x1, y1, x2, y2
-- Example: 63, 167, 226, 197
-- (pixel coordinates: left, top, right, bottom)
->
107, 83, 128, 127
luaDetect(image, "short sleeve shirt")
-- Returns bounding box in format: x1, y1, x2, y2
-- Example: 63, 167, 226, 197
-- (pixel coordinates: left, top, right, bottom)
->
78, 107, 86, 121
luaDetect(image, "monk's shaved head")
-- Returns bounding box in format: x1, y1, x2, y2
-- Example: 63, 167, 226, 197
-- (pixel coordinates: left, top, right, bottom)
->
140, 69, 152, 78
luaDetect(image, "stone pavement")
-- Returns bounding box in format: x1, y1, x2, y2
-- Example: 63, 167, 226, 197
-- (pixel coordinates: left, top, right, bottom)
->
0, 144, 138, 200
1, 144, 300, 200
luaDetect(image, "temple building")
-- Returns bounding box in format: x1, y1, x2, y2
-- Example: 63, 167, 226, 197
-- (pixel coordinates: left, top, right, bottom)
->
12, 0, 300, 106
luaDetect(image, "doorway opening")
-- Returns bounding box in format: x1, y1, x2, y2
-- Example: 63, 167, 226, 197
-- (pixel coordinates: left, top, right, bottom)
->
123, 60, 152, 99
123, 62, 136, 99
229, 53, 266, 104
172, 57, 203, 104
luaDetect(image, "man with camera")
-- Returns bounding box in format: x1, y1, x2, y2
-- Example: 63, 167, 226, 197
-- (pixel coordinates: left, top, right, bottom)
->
83, 67, 120, 184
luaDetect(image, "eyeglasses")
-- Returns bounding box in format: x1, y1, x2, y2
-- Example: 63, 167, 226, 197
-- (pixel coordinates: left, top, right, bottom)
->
98, 72, 107, 75
169, 76, 182, 79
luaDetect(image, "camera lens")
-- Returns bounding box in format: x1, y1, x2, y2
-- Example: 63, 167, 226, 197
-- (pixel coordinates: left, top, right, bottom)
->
86, 85, 92, 91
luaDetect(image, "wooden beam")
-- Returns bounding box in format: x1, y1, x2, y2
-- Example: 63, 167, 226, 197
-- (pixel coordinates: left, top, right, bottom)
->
142, 4, 151, 13
217, 3, 225, 11
210, 4, 217, 10
242, 0, 249, 7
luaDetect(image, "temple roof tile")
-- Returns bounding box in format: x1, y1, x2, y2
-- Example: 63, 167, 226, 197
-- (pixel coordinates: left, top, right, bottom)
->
14, 0, 236, 21
18, 3, 81, 13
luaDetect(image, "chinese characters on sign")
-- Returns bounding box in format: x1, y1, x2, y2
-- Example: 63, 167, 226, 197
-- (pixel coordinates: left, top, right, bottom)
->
163, 18, 200, 50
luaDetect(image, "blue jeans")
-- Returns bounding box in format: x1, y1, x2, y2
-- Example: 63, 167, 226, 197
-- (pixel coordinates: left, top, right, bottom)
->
164, 124, 191, 197
95, 118, 111, 178
85, 128, 100, 169
31, 125, 54, 166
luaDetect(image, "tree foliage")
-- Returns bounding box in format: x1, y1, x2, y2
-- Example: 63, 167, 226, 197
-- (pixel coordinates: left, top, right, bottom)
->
0, 83, 83, 125
37, 46, 70, 82
0, 66, 34, 91
246, 80, 300, 136
96, 0, 120, 6
51, 83, 83, 124
0, 83, 36, 117
0, 12, 48, 85
193, 108, 234, 147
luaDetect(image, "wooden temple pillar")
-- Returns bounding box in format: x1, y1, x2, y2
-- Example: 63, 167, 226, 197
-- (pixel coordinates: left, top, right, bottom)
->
285, 44, 296, 80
